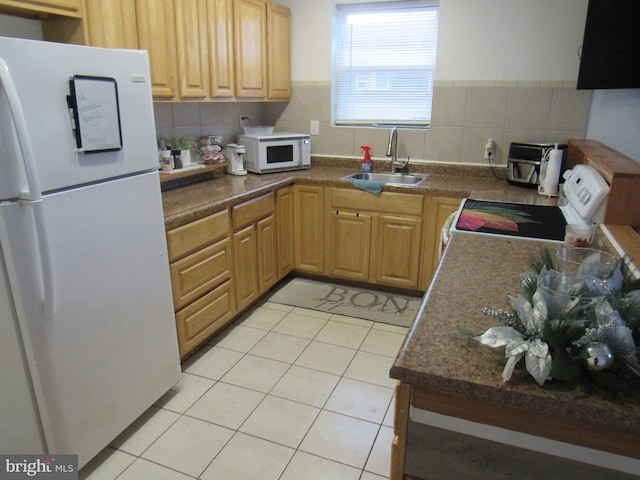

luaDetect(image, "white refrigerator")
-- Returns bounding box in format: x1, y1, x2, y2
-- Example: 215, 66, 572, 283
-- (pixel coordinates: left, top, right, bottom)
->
0, 37, 181, 468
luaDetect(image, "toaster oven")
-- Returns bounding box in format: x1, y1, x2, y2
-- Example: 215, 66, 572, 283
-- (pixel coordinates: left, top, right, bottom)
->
506, 142, 567, 186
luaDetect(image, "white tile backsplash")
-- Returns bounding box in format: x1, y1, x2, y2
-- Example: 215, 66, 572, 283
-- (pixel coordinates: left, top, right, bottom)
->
153, 81, 590, 165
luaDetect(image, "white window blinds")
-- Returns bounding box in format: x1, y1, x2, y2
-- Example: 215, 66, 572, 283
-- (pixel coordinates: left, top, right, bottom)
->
332, 1, 439, 128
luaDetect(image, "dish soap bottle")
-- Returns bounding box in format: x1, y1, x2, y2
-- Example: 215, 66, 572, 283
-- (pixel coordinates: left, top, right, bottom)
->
361, 145, 372, 173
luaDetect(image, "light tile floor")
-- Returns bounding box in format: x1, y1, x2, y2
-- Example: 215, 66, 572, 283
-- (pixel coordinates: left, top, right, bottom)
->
79, 297, 409, 480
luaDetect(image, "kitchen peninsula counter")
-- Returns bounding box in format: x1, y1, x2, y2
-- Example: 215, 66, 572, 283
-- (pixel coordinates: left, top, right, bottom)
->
389, 232, 640, 479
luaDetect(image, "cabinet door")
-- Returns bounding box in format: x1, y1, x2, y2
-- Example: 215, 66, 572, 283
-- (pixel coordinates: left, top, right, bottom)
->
293, 185, 324, 274
420, 196, 462, 290
85, 0, 138, 49
276, 187, 294, 278
372, 215, 422, 289
257, 215, 278, 293
135, 0, 178, 99
327, 211, 372, 281
233, 224, 259, 311
266, 2, 291, 99
175, 0, 209, 98
233, 0, 267, 98
207, 0, 235, 98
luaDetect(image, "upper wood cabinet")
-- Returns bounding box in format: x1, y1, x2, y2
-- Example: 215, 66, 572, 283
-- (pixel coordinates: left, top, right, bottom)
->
0, 0, 81, 17
267, 2, 291, 99
84, 0, 138, 49
135, 0, 179, 99
174, 0, 209, 99
207, 0, 236, 98
173, 0, 237, 99
233, 0, 268, 98
50, 0, 289, 101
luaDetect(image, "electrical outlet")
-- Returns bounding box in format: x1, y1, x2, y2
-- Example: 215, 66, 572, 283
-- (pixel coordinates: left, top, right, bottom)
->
310, 120, 319, 136
484, 139, 496, 160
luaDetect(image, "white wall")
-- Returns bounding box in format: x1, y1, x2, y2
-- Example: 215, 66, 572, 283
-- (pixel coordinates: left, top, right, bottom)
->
435, 0, 587, 81
284, 0, 640, 162
587, 90, 640, 161
282, 0, 588, 82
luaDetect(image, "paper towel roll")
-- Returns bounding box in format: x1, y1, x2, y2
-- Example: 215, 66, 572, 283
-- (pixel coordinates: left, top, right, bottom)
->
539, 147, 563, 196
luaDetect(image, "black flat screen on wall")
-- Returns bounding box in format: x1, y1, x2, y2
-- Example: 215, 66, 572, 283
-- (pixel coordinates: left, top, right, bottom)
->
577, 0, 640, 90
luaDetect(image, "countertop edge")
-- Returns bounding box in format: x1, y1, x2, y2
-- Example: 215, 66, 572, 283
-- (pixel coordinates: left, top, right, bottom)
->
390, 233, 640, 437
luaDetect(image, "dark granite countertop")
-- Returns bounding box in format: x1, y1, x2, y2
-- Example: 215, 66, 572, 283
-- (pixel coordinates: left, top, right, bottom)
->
390, 232, 640, 437
161, 159, 556, 229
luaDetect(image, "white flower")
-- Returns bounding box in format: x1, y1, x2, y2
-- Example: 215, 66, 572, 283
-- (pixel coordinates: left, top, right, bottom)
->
509, 290, 547, 334
474, 327, 552, 386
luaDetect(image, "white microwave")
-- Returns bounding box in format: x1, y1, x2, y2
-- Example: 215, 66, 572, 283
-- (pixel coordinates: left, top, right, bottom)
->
238, 132, 311, 174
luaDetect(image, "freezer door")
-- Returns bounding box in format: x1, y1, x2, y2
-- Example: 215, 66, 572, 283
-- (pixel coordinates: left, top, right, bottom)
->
0, 171, 180, 468
0, 36, 158, 196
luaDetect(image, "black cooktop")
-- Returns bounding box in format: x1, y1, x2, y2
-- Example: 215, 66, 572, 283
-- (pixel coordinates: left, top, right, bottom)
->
455, 199, 566, 241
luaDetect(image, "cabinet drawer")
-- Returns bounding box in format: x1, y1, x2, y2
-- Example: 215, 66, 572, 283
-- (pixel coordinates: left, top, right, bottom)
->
330, 188, 423, 216
232, 192, 275, 230
170, 237, 232, 310
167, 209, 230, 261
175, 279, 235, 357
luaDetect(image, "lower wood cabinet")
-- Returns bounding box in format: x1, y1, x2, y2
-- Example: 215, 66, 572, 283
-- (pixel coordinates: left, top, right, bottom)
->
326, 188, 423, 289
257, 215, 278, 292
164, 184, 463, 358
233, 224, 260, 311
166, 209, 236, 358
372, 215, 422, 288
327, 210, 372, 281
231, 192, 277, 312
276, 187, 294, 277
420, 195, 463, 290
293, 184, 325, 274
166, 188, 288, 358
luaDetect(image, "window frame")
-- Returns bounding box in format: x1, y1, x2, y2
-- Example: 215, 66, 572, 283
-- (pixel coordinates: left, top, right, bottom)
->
331, 0, 439, 129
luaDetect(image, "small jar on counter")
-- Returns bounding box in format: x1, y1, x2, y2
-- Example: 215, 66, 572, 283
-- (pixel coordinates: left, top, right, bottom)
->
160, 150, 173, 172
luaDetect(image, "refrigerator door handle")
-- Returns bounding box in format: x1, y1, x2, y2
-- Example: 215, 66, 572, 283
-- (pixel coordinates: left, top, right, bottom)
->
0, 58, 55, 318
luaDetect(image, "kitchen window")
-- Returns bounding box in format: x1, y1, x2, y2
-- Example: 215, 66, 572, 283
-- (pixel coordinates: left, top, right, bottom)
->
332, 0, 439, 128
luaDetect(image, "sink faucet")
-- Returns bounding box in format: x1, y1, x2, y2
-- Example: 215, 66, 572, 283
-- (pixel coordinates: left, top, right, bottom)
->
386, 127, 409, 173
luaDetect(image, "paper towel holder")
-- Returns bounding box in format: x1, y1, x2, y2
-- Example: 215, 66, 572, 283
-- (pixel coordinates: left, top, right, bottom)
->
538, 143, 564, 197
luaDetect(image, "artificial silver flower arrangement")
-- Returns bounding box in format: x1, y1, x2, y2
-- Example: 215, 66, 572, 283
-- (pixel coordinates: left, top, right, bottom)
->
475, 248, 640, 390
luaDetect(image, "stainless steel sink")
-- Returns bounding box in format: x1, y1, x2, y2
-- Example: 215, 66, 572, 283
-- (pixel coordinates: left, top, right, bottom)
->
343, 172, 428, 186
